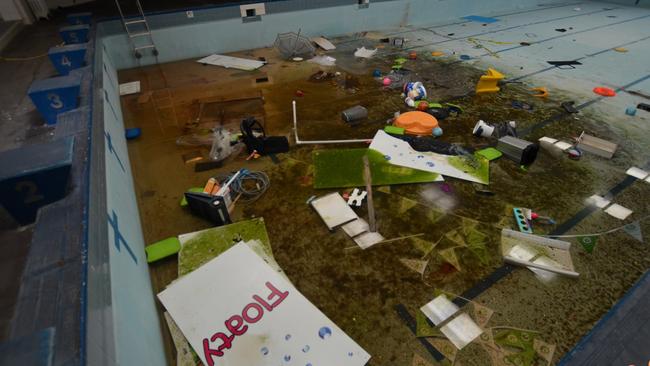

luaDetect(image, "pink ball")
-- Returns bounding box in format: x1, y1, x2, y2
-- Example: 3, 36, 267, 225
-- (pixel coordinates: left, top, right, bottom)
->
382, 77, 392, 86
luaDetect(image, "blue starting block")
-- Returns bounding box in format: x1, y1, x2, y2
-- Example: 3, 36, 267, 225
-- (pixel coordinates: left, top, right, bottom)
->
28, 73, 82, 125
66, 12, 92, 25
0, 136, 74, 225
59, 24, 90, 44
48, 44, 87, 75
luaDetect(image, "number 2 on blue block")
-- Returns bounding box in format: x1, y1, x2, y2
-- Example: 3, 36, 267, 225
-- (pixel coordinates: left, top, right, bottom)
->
15, 181, 44, 205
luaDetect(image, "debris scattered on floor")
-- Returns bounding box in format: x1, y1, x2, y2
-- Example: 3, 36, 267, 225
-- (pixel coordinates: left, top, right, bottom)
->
197, 54, 266, 70
124, 127, 141, 140
369, 130, 490, 184
310, 192, 359, 230
593, 86, 616, 97
354, 46, 378, 58
501, 229, 579, 278
311, 36, 336, 50
118, 80, 141, 95
604, 203, 633, 220
274, 31, 316, 59
312, 148, 441, 188
626, 167, 650, 180
403, 81, 428, 107
145, 237, 181, 263
531, 86, 548, 98
308, 55, 336, 66
476, 68, 504, 94
576, 131, 617, 158
496, 136, 539, 167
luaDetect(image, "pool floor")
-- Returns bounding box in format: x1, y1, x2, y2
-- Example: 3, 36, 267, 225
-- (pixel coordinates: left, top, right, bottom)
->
118, 5, 650, 364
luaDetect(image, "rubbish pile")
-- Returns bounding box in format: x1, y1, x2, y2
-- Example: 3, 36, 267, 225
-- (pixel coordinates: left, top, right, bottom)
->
140, 29, 650, 366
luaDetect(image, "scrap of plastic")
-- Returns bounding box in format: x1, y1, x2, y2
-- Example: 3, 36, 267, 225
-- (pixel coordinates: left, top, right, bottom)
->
354, 47, 377, 58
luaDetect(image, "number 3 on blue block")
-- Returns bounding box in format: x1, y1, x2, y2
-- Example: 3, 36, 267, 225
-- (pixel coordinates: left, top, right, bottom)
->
48, 93, 64, 109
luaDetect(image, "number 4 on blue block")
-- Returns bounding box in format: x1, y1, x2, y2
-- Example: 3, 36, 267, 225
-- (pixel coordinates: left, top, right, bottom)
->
48, 44, 87, 75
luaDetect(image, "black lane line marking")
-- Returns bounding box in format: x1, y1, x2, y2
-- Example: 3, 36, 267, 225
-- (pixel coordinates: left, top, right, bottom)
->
378, 7, 620, 57
509, 34, 650, 82
395, 304, 445, 361
334, 2, 586, 47
519, 73, 650, 137
446, 13, 650, 65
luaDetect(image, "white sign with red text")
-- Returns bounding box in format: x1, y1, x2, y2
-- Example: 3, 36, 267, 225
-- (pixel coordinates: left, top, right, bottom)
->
158, 242, 371, 366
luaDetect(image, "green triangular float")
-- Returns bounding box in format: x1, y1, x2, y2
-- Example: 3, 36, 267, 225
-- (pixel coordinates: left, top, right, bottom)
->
577, 235, 598, 253
439, 247, 461, 271
411, 237, 437, 257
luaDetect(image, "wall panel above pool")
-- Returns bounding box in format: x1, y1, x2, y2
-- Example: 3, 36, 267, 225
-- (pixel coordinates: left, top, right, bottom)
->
97, 0, 567, 70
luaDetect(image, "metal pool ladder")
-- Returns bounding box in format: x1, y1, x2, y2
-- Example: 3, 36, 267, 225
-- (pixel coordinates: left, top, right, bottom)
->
114, 0, 158, 59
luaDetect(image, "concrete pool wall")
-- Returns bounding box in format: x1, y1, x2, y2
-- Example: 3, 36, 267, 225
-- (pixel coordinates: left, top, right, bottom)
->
89, 0, 635, 364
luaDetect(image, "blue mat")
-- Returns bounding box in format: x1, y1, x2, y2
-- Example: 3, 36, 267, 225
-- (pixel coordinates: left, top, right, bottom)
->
462, 15, 499, 23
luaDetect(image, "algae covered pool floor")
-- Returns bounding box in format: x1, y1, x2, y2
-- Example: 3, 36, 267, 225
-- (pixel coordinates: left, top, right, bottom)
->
118, 36, 650, 366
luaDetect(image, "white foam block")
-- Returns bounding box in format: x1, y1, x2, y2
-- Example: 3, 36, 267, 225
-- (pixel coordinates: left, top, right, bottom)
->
341, 219, 369, 238
440, 313, 483, 350
554, 141, 573, 151
119, 81, 140, 96
197, 54, 265, 70
353, 232, 384, 249
586, 195, 611, 208
420, 295, 459, 326
312, 37, 336, 50
604, 204, 633, 220
626, 167, 650, 180
311, 193, 358, 230
538, 137, 558, 145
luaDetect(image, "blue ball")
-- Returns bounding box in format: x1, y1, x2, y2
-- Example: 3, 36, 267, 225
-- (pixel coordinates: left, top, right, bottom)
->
432, 127, 443, 137
373, 69, 382, 77
626, 106, 637, 116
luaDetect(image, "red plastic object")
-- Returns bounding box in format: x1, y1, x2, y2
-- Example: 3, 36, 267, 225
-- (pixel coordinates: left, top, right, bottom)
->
417, 101, 428, 111
593, 87, 616, 97
295, 90, 304, 97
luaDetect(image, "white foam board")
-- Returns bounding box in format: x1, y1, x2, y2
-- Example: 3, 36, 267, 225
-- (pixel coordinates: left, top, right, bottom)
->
158, 243, 371, 366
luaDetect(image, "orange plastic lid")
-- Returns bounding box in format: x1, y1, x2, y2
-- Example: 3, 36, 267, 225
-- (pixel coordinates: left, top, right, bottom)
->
394, 111, 439, 136
593, 87, 616, 97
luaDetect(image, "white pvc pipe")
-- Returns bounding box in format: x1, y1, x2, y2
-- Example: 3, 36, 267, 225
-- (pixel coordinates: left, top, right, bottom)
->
292, 100, 372, 145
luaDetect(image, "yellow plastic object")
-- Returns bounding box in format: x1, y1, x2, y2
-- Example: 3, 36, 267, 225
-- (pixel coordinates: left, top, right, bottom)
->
475, 68, 505, 94
394, 111, 439, 136
531, 87, 549, 98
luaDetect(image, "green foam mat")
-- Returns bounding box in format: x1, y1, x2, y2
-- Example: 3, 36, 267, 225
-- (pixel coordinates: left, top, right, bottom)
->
476, 147, 503, 161
178, 218, 272, 276
313, 148, 440, 189
145, 237, 181, 263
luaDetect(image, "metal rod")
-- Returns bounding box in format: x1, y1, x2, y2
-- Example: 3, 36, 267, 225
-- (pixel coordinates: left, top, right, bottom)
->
292, 100, 371, 145
362, 155, 376, 232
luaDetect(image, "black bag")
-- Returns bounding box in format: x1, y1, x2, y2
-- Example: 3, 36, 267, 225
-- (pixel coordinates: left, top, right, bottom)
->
240, 117, 289, 155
